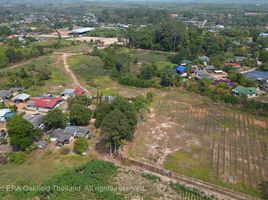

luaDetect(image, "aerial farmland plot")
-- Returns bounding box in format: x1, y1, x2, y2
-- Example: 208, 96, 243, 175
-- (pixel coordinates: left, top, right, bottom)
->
123, 88, 268, 197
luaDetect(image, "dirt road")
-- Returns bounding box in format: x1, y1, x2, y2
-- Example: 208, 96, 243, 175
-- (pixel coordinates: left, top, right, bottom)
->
0, 57, 40, 72
56, 52, 92, 96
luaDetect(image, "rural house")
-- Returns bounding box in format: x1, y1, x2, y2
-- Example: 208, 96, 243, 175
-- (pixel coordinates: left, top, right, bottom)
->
9, 87, 23, 96
75, 126, 90, 138
204, 65, 215, 73
0, 90, 12, 102
60, 88, 86, 99
232, 86, 257, 98
199, 56, 209, 66
0, 109, 14, 122
23, 114, 45, 129
11, 93, 31, 103
50, 126, 77, 146
26, 97, 63, 112
0, 109, 14, 131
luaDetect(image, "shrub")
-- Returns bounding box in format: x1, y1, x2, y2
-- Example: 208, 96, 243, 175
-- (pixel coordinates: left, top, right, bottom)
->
73, 138, 89, 154
0, 138, 8, 145
60, 147, 70, 155
141, 173, 160, 181
9, 152, 27, 164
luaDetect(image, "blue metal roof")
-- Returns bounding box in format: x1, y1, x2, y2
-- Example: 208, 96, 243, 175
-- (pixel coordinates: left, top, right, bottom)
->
174, 65, 186, 73
244, 70, 268, 81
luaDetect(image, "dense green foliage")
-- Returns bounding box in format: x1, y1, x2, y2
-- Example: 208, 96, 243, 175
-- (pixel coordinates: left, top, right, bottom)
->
69, 103, 92, 126
2, 160, 123, 200
68, 95, 92, 126
67, 94, 91, 107
40, 160, 123, 200
171, 183, 214, 200
95, 97, 138, 152
73, 138, 89, 154
0, 62, 52, 90
43, 109, 67, 130
101, 110, 132, 153
184, 79, 268, 116
0, 44, 45, 69
96, 8, 168, 25
7, 115, 41, 151
8, 152, 27, 164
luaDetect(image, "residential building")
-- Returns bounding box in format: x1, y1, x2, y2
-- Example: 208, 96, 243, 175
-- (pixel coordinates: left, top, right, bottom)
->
11, 93, 30, 103
0, 90, 12, 102
0, 109, 14, 122
232, 86, 257, 98
204, 65, 216, 73
60, 88, 85, 99
26, 97, 63, 112
23, 114, 45, 129
75, 126, 90, 138
69, 27, 95, 36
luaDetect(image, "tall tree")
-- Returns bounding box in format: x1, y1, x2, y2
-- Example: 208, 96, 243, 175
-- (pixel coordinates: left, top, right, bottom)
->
43, 109, 67, 130
8, 115, 41, 151
69, 104, 92, 126
101, 110, 132, 154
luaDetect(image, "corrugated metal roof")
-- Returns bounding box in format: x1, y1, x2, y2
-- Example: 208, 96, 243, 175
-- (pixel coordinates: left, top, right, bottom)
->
12, 93, 30, 101
69, 27, 95, 34
61, 89, 75, 95
0, 109, 11, 117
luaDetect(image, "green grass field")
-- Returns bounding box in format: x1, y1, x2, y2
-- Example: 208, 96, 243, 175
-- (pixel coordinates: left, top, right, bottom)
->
24, 55, 70, 96
0, 149, 95, 186
68, 55, 106, 82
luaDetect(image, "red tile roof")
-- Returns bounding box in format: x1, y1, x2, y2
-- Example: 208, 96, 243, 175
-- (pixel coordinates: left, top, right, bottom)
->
73, 88, 85, 95
30, 97, 62, 109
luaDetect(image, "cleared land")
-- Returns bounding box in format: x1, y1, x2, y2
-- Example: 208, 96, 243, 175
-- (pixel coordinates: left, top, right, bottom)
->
123, 89, 268, 198
62, 48, 268, 198
67, 49, 268, 198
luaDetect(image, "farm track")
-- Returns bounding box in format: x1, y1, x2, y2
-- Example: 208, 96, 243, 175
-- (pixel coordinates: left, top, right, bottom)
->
0, 57, 40, 72
55, 52, 92, 96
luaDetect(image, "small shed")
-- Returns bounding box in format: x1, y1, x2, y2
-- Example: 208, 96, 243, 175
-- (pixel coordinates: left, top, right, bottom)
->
34, 141, 48, 149
174, 65, 186, 74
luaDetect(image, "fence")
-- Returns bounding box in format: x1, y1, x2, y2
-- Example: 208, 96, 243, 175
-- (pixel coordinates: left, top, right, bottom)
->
116, 154, 256, 200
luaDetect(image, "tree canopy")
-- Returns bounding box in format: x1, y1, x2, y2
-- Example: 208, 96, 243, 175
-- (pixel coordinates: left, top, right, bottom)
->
69, 103, 92, 126
101, 110, 132, 153
7, 115, 41, 151
42, 108, 67, 130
